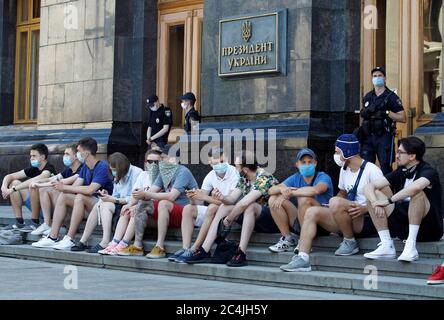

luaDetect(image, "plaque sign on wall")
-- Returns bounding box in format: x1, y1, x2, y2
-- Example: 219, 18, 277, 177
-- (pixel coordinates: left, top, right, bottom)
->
218, 10, 287, 77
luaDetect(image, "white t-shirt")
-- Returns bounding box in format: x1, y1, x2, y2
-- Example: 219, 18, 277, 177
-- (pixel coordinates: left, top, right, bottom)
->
403, 174, 416, 202
132, 171, 154, 191
201, 165, 240, 196
338, 161, 384, 206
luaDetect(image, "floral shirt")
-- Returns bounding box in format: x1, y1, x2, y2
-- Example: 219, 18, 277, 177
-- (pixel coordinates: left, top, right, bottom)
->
235, 168, 279, 207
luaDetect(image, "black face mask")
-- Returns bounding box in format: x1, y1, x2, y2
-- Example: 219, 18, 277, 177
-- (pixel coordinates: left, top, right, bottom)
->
402, 165, 418, 180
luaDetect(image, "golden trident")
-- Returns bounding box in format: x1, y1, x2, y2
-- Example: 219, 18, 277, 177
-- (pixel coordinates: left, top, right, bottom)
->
242, 21, 252, 42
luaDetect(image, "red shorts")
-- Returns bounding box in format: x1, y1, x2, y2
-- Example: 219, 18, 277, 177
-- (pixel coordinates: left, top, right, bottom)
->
152, 200, 183, 228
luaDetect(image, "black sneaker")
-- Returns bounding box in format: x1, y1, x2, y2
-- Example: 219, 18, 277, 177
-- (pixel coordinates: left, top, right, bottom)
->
185, 247, 211, 264
226, 248, 248, 267
71, 241, 87, 252
87, 243, 105, 254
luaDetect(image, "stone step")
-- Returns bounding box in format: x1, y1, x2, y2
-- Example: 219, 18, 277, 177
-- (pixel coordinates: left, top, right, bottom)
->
4, 215, 444, 260
17, 232, 444, 280
0, 244, 443, 300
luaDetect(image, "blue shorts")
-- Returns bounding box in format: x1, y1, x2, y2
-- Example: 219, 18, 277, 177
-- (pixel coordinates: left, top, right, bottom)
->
24, 197, 43, 219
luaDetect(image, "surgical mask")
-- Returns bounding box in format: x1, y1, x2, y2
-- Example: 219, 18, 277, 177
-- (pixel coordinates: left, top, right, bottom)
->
150, 105, 159, 112
111, 170, 117, 178
213, 162, 229, 175
334, 154, 345, 167
181, 102, 188, 110
63, 156, 73, 167
299, 164, 316, 177
30, 159, 40, 168
372, 77, 385, 88
77, 151, 85, 164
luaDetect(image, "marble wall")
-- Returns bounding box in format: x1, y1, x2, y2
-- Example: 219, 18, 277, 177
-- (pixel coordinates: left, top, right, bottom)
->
201, 0, 361, 119
38, 0, 115, 126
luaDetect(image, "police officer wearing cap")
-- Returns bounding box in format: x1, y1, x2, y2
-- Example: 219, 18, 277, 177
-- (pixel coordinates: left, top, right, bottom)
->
180, 92, 200, 134
359, 67, 406, 174
146, 95, 172, 149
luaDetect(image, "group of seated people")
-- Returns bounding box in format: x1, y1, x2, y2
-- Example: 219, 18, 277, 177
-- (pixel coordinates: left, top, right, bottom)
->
1, 135, 444, 284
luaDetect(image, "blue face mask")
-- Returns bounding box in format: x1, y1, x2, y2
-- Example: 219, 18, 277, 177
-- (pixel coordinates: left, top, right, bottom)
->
77, 151, 85, 164
30, 159, 40, 168
63, 156, 73, 167
111, 170, 117, 178
372, 76, 385, 88
213, 162, 229, 175
299, 164, 316, 177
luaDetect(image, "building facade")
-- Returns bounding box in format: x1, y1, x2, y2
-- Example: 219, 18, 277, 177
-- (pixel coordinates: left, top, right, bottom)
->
0, 0, 443, 204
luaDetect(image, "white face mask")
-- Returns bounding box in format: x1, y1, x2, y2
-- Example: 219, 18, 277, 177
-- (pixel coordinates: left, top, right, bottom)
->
181, 102, 188, 110
333, 154, 345, 167
150, 105, 159, 111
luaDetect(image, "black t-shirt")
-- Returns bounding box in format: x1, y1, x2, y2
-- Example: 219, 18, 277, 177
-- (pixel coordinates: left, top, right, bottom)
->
362, 88, 404, 114
24, 162, 57, 178
60, 164, 84, 179
184, 107, 200, 133
385, 161, 442, 217
148, 105, 173, 144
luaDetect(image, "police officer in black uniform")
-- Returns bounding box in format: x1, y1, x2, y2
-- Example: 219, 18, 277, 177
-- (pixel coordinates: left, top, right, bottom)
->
146, 95, 172, 149
359, 67, 407, 174
180, 92, 200, 134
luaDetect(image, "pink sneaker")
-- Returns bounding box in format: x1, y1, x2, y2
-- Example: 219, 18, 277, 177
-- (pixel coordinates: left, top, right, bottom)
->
110, 241, 129, 256
98, 241, 119, 255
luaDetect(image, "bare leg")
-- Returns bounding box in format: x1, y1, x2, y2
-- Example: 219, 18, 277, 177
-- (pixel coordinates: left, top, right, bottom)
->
181, 205, 197, 249
29, 187, 41, 220
98, 202, 115, 247
238, 203, 262, 252
113, 214, 131, 241
202, 205, 234, 252
67, 194, 98, 239
191, 204, 219, 250
134, 204, 149, 248
408, 191, 430, 225
39, 188, 59, 225
50, 193, 76, 238
269, 195, 298, 237
297, 197, 320, 227
122, 216, 135, 242
9, 180, 26, 219
329, 197, 355, 238
79, 203, 100, 244
298, 207, 340, 254
367, 190, 395, 231
156, 200, 174, 249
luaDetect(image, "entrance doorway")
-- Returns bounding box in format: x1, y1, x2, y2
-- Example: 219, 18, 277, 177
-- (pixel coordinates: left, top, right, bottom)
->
157, 0, 203, 129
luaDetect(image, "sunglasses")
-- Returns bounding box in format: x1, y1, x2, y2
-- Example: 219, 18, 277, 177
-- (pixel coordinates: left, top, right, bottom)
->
145, 160, 159, 164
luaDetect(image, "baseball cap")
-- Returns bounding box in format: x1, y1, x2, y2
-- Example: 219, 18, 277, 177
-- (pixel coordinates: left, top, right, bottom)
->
295, 148, 317, 161
180, 92, 196, 102
371, 67, 386, 76
146, 95, 159, 106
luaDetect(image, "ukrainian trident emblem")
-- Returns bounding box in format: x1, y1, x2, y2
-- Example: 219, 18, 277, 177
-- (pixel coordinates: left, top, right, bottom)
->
242, 21, 252, 42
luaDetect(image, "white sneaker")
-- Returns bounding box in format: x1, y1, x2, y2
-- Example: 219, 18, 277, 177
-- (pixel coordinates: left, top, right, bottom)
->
52, 235, 75, 250
268, 236, 296, 253
364, 242, 396, 260
42, 227, 51, 236
32, 236, 57, 248
30, 223, 51, 236
397, 241, 419, 262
